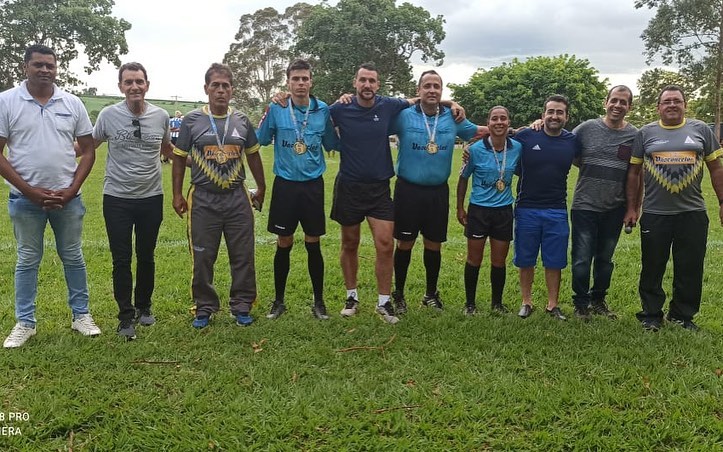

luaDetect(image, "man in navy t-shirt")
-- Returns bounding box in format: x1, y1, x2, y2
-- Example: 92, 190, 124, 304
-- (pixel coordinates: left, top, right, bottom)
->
513, 95, 579, 321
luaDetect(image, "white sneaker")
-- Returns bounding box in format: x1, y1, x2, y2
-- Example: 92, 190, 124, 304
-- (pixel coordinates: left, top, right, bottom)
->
3, 323, 37, 348
340, 297, 359, 317
71, 314, 102, 336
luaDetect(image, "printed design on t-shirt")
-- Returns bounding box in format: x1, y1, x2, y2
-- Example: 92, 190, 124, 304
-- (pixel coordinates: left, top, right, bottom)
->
644, 150, 702, 193
192, 144, 245, 189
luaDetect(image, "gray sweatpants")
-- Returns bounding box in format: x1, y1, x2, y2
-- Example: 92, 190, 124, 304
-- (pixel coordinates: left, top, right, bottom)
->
188, 185, 256, 316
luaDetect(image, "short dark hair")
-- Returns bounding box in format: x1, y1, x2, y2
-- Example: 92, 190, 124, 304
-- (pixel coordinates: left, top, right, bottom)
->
286, 59, 312, 78
205, 63, 233, 85
606, 85, 633, 104
544, 94, 569, 113
487, 105, 510, 121
356, 62, 378, 78
417, 70, 442, 87
118, 62, 148, 83
657, 84, 686, 104
24, 44, 56, 63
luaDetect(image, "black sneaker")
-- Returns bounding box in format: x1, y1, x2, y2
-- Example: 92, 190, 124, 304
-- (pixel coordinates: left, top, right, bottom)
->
573, 305, 592, 321
311, 302, 329, 320
375, 301, 399, 324
491, 302, 509, 314
340, 297, 359, 317
546, 306, 567, 321
135, 308, 156, 326
589, 299, 617, 319
518, 304, 533, 318
422, 291, 443, 310
641, 318, 661, 332
391, 290, 407, 315
464, 303, 477, 316
666, 314, 699, 331
117, 321, 136, 341
266, 300, 286, 319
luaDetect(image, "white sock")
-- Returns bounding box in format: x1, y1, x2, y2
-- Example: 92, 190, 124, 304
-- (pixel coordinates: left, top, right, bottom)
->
378, 294, 390, 306
346, 289, 358, 301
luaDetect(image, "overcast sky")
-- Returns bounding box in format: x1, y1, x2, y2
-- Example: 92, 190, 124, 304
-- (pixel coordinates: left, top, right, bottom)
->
73, 0, 657, 101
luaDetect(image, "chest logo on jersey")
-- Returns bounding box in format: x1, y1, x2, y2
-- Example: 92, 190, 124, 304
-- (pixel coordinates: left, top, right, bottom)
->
204, 145, 241, 164
373, 114, 380, 122
652, 151, 696, 165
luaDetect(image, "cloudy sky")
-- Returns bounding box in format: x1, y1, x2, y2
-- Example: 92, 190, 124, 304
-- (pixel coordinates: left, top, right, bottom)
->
73, 0, 657, 101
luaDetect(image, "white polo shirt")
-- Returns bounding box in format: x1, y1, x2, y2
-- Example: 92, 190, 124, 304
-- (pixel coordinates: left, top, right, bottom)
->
0, 81, 92, 193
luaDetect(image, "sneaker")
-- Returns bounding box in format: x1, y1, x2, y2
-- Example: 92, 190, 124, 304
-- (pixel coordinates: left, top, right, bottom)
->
71, 314, 102, 336
589, 300, 617, 319
266, 300, 286, 320
375, 301, 400, 324
135, 308, 156, 326
641, 318, 661, 332
236, 313, 254, 327
391, 290, 407, 315
340, 297, 359, 317
666, 314, 699, 331
311, 302, 329, 320
422, 291, 443, 310
3, 323, 36, 348
464, 303, 477, 316
117, 322, 136, 341
573, 305, 592, 321
546, 306, 567, 321
491, 302, 509, 314
192, 316, 210, 329
518, 304, 533, 319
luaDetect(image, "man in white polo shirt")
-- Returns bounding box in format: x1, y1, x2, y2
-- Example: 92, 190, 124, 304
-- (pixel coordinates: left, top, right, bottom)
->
0, 44, 101, 348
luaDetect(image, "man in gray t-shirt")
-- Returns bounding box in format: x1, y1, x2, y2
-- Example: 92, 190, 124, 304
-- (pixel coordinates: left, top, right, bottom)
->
92, 62, 172, 340
624, 85, 723, 332
570, 85, 638, 321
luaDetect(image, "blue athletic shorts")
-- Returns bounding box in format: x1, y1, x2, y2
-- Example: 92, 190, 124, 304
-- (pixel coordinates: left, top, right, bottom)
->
513, 208, 569, 269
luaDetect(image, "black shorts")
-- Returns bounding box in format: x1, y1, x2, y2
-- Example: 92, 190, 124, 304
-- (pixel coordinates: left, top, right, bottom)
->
267, 176, 325, 237
393, 178, 449, 243
464, 204, 513, 242
330, 175, 393, 226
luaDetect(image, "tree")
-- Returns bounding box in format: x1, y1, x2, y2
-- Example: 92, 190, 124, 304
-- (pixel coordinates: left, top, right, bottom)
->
294, 0, 445, 102
627, 68, 697, 126
635, 0, 723, 139
449, 55, 608, 129
224, 3, 314, 114
0, 0, 131, 91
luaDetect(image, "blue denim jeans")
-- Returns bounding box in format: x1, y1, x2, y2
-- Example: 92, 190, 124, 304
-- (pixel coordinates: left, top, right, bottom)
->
8, 193, 90, 326
570, 207, 625, 308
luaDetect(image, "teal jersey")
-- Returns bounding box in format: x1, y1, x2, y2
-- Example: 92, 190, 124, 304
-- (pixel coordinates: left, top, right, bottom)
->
256, 96, 337, 181
392, 105, 477, 185
461, 137, 522, 207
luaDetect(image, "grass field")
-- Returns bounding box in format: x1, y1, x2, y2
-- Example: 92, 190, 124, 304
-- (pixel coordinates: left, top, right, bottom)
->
79, 96, 205, 122
0, 145, 722, 450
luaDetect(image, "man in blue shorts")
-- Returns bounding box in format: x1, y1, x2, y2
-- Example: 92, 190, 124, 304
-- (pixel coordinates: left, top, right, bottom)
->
514, 95, 579, 320
624, 85, 723, 332
390, 70, 481, 312
257, 59, 338, 321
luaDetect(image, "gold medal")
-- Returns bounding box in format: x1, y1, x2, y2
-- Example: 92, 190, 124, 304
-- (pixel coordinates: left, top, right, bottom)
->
426, 141, 439, 154
215, 148, 228, 164
294, 141, 307, 155
496, 179, 506, 192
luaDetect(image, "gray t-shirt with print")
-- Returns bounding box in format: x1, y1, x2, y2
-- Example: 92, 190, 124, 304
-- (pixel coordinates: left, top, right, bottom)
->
93, 101, 170, 198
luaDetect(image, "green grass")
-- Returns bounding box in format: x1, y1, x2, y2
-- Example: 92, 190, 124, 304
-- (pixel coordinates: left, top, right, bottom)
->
0, 146, 722, 450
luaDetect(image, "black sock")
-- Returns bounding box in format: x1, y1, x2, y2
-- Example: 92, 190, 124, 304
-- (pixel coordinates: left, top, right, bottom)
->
393, 248, 412, 294
273, 245, 292, 302
490, 265, 506, 305
305, 241, 324, 303
423, 248, 441, 295
464, 263, 480, 306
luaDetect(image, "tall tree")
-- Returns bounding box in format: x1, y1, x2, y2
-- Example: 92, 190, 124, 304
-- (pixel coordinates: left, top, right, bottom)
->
0, 0, 131, 91
449, 55, 608, 129
224, 4, 314, 114
294, 0, 445, 102
627, 68, 697, 126
635, 0, 723, 138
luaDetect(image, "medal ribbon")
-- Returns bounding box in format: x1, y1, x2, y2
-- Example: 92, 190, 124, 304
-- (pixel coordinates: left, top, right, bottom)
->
206, 106, 231, 150
421, 105, 439, 145
488, 137, 507, 184
289, 99, 311, 144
